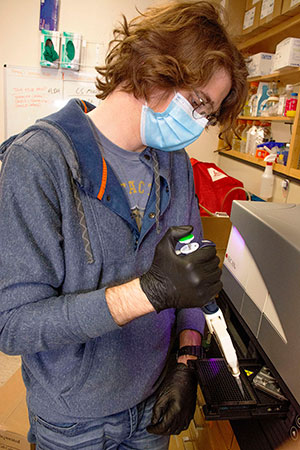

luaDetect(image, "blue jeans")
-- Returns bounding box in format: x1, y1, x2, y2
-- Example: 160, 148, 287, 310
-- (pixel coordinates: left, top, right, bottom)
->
28, 394, 169, 449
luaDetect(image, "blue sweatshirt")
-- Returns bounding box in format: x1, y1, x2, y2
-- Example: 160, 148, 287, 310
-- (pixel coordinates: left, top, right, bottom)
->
0, 99, 205, 422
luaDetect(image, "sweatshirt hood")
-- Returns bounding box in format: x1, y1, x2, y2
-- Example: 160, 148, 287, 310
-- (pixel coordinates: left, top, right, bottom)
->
0, 134, 21, 160
40, 99, 109, 199
0, 99, 105, 199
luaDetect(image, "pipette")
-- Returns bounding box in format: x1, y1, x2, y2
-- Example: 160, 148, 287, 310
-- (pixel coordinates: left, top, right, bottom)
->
177, 234, 245, 398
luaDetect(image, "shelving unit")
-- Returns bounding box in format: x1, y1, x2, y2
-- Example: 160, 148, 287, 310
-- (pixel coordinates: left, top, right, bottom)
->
240, 115, 294, 123
247, 67, 300, 84
238, 13, 300, 54
219, 149, 290, 175
219, 13, 300, 181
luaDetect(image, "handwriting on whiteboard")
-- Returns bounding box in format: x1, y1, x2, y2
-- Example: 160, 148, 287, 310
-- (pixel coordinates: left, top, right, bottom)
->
4, 65, 98, 137
13, 86, 62, 109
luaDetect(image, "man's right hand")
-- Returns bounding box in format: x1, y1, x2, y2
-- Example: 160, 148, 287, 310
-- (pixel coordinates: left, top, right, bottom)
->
140, 225, 222, 312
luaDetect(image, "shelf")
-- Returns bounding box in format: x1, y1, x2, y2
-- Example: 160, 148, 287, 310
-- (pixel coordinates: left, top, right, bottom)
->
239, 115, 294, 123
238, 13, 300, 54
218, 149, 293, 176
247, 67, 300, 84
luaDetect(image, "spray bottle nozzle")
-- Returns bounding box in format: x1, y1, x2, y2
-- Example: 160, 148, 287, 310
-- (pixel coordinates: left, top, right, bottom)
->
264, 153, 277, 164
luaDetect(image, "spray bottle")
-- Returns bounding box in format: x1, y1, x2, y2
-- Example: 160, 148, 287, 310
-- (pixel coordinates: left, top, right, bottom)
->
260, 153, 277, 200
177, 235, 245, 397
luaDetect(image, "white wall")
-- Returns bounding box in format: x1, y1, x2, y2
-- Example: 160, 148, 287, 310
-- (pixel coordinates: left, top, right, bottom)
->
186, 127, 220, 164
0, 0, 219, 164
0, 0, 154, 139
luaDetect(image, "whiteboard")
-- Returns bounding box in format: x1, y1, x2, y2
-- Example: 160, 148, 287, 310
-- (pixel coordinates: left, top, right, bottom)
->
63, 70, 98, 104
4, 65, 99, 138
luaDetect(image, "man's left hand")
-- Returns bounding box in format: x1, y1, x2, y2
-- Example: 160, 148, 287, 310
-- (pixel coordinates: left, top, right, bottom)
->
146, 362, 197, 435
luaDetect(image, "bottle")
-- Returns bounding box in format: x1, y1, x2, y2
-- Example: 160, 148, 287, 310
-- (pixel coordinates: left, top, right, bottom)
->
260, 153, 277, 200
256, 142, 271, 159
260, 95, 279, 116
277, 142, 289, 166
245, 120, 260, 155
260, 82, 279, 117
254, 121, 272, 156
240, 120, 252, 153
243, 82, 259, 116
255, 83, 269, 117
284, 85, 294, 117
285, 92, 298, 117
283, 143, 290, 166
232, 120, 246, 151
276, 143, 286, 165
277, 84, 293, 116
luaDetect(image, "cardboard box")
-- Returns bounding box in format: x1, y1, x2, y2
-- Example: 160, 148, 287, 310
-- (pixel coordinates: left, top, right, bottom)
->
272, 37, 300, 70
246, 0, 262, 9
246, 52, 275, 77
281, 0, 300, 15
0, 369, 31, 450
201, 216, 232, 266
242, 2, 262, 34
259, 0, 284, 26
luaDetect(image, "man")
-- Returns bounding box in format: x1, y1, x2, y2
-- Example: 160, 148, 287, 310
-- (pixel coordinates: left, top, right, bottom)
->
0, 1, 247, 448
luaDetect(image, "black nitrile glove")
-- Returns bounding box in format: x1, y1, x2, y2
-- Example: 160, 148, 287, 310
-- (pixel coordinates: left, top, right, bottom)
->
140, 225, 222, 312
147, 359, 198, 435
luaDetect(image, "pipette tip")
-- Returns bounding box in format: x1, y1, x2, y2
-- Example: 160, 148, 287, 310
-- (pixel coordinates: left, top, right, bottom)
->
235, 375, 246, 399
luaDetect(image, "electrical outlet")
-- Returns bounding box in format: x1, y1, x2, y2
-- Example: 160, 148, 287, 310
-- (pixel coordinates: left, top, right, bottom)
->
281, 179, 289, 191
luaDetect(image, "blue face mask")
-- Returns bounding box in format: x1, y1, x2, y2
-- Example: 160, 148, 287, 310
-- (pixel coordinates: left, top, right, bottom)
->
140, 92, 208, 152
